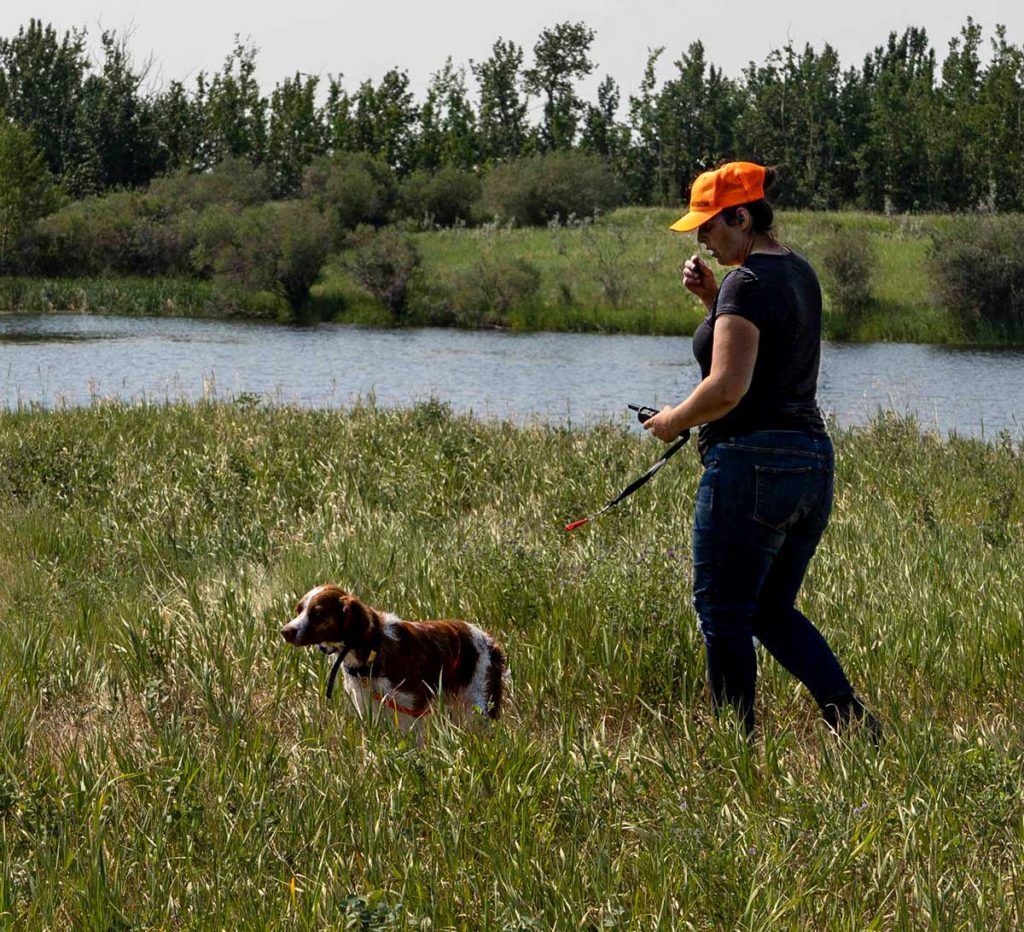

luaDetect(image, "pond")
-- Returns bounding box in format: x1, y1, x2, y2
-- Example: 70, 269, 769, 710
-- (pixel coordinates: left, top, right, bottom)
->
0, 313, 1021, 438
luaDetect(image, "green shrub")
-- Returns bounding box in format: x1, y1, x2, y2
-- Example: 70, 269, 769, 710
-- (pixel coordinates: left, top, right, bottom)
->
397, 166, 481, 227
819, 224, 874, 322
480, 151, 623, 226
578, 220, 633, 308
302, 152, 396, 238
347, 227, 421, 320
930, 215, 1024, 337
147, 157, 273, 212
450, 254, 542, 326
192, 200, 331, 316
23, 191, 196, 276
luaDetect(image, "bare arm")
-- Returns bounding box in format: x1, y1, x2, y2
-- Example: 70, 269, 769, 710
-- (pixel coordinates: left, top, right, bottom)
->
644, 314, 759, 441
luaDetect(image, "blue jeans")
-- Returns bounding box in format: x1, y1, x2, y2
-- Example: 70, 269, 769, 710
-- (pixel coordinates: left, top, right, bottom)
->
692, 430, 854, 733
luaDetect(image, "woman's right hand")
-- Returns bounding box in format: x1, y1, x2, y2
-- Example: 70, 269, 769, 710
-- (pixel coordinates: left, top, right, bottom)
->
681, 254, 718, 311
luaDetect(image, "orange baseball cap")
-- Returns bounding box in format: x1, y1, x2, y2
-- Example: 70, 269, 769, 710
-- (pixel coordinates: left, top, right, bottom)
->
669, 162, 767, 232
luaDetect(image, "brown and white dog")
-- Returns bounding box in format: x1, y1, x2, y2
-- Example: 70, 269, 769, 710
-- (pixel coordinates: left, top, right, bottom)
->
281, 585, 507, 730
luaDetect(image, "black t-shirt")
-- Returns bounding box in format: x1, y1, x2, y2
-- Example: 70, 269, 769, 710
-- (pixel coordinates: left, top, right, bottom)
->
691, 250, 827, 457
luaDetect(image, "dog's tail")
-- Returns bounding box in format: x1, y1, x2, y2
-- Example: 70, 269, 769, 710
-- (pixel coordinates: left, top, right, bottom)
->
486, 642, 507, 720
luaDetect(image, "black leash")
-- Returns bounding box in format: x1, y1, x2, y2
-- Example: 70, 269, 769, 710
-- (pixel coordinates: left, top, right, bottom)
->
564, 428, 691, 531
325, 647, 350, 699
324, 626, 384, 698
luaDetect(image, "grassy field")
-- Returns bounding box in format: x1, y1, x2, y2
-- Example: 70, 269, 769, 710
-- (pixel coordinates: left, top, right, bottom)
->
0, 400, 1021, 927
0, 210, 994, 344
312, 209, 960, 343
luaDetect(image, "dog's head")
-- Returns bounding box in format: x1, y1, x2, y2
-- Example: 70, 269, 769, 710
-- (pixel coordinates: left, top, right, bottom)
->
280, 585, 376, 650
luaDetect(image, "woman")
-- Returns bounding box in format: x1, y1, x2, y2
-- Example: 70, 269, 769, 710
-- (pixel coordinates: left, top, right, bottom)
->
643, 161, 877, 738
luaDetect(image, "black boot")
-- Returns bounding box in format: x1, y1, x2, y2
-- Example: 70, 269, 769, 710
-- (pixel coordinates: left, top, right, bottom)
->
821, 694, 882, 745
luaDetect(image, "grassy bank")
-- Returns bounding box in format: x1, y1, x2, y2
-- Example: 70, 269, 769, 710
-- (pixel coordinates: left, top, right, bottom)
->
0, 400, 1021, 926
0, 210, 994, 344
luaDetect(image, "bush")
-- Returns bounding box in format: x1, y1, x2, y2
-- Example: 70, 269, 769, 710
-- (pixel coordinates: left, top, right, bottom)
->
930, 215, 1024, 337
818, 224, 874, 315
347, 227, 421, 321
302, 153, 396, 239
480, 151, 623, 226
577, 220, 633, 308
397, 167, 481, 227
450, 254, 542, 327
23, 191, 196, 276
192, 200, 331, 316
147, 157, 273, 212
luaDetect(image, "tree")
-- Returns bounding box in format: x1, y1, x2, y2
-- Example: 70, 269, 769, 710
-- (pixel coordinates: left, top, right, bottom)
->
580, 75, 626, 159
625, 48, 665, 204
0, 19, 88, 182
523, 21, 596, 150
656, 41, 742, 204
350, 68, 418, 174
76, 29, 163, 191
152, 79, 202, 173
198, 39, 268, 167
472, 38, 528, 163
931, 19, 986, 209
324, 75, 355, 153
979, 26, 1024, 210
856, 28, 937, 211
737, 41, 845, 208
267, 72, 326, 197
347, 228, 421, 320
413, 58, 477, 171
0, 119, 59, 272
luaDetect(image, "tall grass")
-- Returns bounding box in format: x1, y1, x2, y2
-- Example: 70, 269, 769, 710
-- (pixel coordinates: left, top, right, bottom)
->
0, 400, 1021, 925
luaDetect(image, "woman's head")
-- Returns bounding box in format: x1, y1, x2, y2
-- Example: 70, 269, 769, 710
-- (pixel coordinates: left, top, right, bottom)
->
671, 163, 779, 265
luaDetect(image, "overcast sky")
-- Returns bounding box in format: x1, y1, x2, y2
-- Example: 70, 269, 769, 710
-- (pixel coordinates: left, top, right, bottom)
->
2, 1, 1019, 103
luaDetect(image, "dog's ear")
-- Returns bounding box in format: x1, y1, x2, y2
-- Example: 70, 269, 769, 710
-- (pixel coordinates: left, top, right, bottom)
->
341, 594, 377, 645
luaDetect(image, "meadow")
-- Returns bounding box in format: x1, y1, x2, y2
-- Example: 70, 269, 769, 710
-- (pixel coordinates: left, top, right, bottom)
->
0, 210, 976, 345
0, 400, 1021, 927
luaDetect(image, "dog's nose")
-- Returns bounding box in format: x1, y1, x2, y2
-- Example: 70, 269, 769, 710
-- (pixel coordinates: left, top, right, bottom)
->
281, 625, 298, 644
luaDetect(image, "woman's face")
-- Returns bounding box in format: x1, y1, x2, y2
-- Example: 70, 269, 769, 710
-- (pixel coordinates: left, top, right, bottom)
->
696, 211, 749, 266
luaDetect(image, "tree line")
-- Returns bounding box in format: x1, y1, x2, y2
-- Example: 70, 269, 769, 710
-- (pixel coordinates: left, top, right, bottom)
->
1, 16, 1023, 212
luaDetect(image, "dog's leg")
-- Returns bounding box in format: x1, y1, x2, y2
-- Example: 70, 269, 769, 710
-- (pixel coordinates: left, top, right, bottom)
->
342, 674, 371, 719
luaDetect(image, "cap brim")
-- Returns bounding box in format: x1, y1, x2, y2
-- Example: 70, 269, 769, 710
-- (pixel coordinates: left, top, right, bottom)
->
669, 210, 717, 233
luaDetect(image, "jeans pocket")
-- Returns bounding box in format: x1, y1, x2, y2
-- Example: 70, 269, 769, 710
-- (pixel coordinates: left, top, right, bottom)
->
694, 467, 715, 531
753, 465, 815, 530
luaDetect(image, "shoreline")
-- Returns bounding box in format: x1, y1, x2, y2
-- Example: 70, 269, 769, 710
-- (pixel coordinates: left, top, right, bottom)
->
1, 209, 1021, 346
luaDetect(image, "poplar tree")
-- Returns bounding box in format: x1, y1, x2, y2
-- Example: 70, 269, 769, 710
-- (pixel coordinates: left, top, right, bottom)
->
76, 30, 162, 191
523, 21, 596, 151
472, 39, 528, 164
267, 72, 326, 196
351, 68, 418, 174
199, 40, 268, 167
0, 19, 88, 182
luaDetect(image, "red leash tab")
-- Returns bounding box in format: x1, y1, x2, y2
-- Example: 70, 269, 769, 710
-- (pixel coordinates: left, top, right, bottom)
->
564, 518, 590, 532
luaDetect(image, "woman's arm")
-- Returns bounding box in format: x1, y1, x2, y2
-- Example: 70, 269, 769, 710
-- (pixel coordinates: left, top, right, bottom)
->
644, 314, 760, 442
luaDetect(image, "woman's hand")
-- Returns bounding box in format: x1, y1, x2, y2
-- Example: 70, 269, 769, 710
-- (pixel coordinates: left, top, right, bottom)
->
643, 405, 683, 442
680, 254, 718, 311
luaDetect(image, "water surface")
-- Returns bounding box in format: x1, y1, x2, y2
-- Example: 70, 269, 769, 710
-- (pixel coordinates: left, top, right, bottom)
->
0, 314, 1020, 438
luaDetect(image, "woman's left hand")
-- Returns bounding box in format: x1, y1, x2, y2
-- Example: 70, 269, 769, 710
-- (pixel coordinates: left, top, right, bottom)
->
643, 406, 683, 442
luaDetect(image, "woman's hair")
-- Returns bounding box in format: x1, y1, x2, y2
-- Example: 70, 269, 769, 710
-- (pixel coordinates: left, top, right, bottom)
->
721, 165, 779, 235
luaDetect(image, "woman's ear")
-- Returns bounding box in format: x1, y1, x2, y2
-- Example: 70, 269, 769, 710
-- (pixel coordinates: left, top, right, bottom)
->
735, 207, 751, 232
